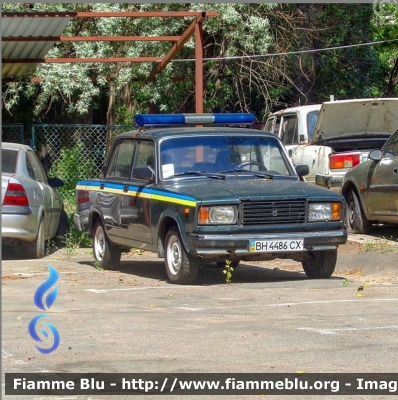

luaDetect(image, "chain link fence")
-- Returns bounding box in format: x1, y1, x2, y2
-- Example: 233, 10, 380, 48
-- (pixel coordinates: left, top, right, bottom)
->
2, 124, 25, 144
3, 121, 265, 182
30, 124, 136, 178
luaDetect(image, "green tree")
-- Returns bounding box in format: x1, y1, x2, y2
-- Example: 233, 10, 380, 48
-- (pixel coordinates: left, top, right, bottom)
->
2, 3, 396, 123
372, 3, 398, 97
270, 4, 385, 106
2, 3, 277, 121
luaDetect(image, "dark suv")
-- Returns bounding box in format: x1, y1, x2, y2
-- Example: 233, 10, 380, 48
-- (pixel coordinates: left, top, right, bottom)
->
74, 113, 347, 284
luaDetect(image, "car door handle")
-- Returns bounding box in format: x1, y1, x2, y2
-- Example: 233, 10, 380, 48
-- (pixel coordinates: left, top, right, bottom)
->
100, 183, 105, 190
394, 167, 398, 174
123, 185, 129, 193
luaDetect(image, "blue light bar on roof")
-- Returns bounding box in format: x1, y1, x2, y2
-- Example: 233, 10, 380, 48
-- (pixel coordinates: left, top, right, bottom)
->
135, 113, 255, 127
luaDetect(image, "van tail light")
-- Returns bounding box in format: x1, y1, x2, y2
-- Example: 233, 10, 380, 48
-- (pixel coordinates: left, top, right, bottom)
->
329, 153, 360, 170
77, 190, 90, 204
3, 182, 29, 206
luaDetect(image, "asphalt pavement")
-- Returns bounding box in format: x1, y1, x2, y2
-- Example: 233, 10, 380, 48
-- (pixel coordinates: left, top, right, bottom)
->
2, 225, 398, 399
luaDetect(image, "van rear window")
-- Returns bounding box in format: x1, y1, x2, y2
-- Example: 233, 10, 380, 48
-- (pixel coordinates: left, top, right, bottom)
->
307, 111, 319, 141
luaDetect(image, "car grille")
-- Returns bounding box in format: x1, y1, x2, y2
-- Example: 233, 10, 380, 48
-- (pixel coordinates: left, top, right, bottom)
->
241, 200, 306, 225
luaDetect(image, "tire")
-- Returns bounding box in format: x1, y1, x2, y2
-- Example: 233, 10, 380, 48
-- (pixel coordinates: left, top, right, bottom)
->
302, 249, 337, 279
345, 189, 371, 234
92, 221, 121, 270
164, 227, 201, 284
216, 260, 240, 269
25, 219, 45, 259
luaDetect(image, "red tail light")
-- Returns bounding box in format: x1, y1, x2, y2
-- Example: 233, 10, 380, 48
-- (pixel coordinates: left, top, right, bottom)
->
329, 153, 360, 170
3, 182, 29, 206
77, 190, 90, 204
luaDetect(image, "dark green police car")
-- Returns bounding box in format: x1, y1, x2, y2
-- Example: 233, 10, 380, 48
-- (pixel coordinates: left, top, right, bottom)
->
74, 113, 347, 284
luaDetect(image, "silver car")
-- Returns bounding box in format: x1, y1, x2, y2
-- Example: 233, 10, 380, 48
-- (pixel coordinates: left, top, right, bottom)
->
342, 129, 398, 233
2, 142, 68, 258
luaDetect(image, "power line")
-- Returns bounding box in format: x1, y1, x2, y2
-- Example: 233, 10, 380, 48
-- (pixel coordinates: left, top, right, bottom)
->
172, 38, 398, 62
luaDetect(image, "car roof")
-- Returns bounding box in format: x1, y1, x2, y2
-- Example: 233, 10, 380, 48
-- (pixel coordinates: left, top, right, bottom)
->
116, 126, 276, 141
1, 142, 32, 151
268, 104, 322, 117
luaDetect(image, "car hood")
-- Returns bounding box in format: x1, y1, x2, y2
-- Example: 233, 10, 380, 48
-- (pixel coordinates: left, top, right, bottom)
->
163, 177, 343, 203
311, 98, 398, 143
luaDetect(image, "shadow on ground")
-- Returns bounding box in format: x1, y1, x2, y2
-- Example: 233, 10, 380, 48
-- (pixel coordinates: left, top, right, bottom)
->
77, 258, 344, 286
358, 224, 398, 242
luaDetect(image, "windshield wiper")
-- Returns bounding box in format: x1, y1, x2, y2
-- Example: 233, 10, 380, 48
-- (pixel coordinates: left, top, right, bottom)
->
220, 169, 274, 179
171, 171, 226, 180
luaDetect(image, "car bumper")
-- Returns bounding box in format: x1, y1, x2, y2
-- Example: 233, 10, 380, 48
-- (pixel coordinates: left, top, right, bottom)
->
74, 213, 88, 232
315, 174, 344, 193
1, 213, 37, 241
188, 230, 347, 256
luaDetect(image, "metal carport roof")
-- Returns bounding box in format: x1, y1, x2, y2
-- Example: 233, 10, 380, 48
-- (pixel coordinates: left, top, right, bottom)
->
1, 11, 217, 112
2, 14, 72, 79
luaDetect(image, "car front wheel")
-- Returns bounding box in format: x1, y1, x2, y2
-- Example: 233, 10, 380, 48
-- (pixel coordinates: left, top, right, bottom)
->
164, 227, 201, 284
345, 189, 371, 234
93, 221, 121, 270
302, 249, 337, 279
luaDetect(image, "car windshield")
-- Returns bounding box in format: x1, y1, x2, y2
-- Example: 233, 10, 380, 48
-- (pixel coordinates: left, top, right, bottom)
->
2, 149, 18, 174
159, 134, 293, 180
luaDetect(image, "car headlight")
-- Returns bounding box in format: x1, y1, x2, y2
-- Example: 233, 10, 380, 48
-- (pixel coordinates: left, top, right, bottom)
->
308, 203, 342, 221
198, 206, 237, 225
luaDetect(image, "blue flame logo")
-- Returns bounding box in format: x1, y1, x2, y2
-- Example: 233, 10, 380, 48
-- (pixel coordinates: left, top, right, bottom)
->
33, 264, 59, 310
28, 265, 60, 354
28, 314, 60, 354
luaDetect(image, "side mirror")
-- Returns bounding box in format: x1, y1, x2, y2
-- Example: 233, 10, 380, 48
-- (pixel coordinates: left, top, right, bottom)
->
295, 164, 309, 177
133, 166, 155, 181
48, 177, 64, 188
368, 149, 382, 162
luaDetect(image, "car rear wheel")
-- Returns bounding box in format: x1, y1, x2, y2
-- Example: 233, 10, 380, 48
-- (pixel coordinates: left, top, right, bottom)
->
164, 227, 201, 284
345, 188, 371, 233
302, 249, 337, 279
93, 221, 121, 270
25, 218, 45, 259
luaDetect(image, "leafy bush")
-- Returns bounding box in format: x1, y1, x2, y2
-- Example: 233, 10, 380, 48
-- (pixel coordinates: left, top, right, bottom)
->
48, 143, 96, 213
48, 143, 95, 249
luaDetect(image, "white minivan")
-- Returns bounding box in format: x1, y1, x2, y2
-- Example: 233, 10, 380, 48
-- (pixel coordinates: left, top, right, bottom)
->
264, 104, 321, 156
